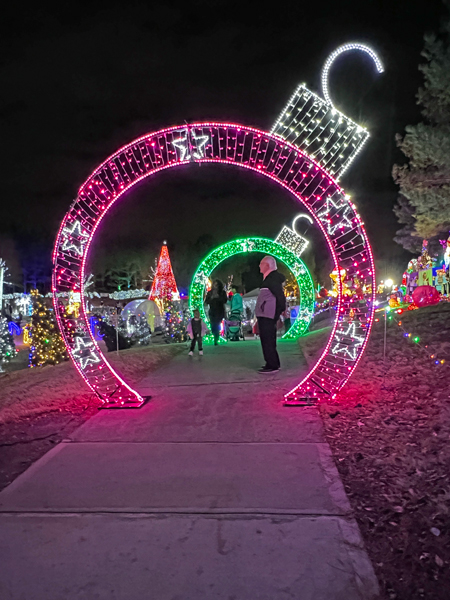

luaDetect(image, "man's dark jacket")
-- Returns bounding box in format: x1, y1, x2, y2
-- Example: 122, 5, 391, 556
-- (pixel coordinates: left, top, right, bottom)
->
255, 270, 286, 321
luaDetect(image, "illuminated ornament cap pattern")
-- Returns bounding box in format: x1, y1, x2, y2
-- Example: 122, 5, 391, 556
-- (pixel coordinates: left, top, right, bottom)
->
149, 243, 179, 305
52, 122, 376, 406
275, 214, 311, 257
271, 43, 383, 179
189, 237, 315, 342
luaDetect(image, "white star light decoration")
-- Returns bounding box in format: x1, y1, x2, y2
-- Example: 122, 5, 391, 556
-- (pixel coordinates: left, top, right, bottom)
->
331, 322, 365, 360
72, 337, 101, 369
317, 197, 354, 236
195, 270, 210, 287
172, 130, 209, 161
61, 220, 89, 256
241, 240, 256, 252
297, 307, 313, 322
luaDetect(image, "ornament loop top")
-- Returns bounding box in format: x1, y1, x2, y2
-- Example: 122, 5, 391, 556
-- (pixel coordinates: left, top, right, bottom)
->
292, 213, 313, 236
321, 43, 384, 107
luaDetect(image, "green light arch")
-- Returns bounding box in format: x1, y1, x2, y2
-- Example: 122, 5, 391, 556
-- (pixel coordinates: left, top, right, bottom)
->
189, 237, 315, 342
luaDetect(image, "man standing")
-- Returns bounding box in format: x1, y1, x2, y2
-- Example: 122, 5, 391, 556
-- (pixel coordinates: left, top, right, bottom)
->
255, 256, 286, 373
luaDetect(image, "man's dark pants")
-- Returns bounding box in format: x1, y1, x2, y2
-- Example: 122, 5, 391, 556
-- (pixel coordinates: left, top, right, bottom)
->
257, 317, 280, 369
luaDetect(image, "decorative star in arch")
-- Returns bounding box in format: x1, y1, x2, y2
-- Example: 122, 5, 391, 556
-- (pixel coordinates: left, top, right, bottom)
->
72, 336, 101, 369
331, 321, 365, 360
194, 270, 209, 287
297, 307, 313, 321
172, 130, 209, 161
317, 196, 354, 236
61, 220, 89, 256
240, 240, 256, 252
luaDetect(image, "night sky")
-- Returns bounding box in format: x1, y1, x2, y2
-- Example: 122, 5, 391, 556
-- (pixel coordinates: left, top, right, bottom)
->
0, 0, 446, 288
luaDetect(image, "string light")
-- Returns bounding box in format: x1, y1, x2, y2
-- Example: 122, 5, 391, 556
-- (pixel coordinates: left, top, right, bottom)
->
321, 43, 384, 107
331, 321, 365, 360
61, 220, 89, 256
271, 43, 383, 180
164, 304, 187, 342
23, 324, 32, 345
172, 129, 209, 161
29, 289, 67, 368
391, 308, 446, 367
271, 84, 369, 179
275, 215, 310, 257
0, 318, 15, 372
149, 242, 179, 312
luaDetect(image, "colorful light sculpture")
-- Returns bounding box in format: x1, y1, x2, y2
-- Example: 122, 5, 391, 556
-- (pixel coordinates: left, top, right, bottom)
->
149, 242, 179, 311
52, 42, 379, 406
189, 237, 315, 341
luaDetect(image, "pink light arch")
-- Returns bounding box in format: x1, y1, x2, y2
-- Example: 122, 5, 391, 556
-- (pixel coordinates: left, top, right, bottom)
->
52, 122, 375, 406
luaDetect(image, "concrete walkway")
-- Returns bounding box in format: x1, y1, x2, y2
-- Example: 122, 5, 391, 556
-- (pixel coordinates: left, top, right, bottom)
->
0, 340, 379, 600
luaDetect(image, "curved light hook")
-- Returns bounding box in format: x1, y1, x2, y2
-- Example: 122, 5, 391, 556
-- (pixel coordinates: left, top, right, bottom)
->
322, 43, 384, 108
292, 213, 313, 236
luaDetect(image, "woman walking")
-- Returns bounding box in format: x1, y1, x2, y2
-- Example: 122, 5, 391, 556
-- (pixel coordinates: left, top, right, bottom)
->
205, 279, 228, 345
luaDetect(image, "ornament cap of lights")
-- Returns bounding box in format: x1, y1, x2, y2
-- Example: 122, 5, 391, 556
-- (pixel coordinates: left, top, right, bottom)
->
53, 42, 380, 407
275, 214, 312, 257
271, 42, 383, 179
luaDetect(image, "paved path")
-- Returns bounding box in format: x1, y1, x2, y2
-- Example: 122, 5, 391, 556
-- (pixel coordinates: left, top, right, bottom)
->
0, 340, 379, 600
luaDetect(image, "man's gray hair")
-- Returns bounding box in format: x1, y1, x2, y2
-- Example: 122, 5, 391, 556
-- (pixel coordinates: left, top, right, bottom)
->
264, 256, 277, 270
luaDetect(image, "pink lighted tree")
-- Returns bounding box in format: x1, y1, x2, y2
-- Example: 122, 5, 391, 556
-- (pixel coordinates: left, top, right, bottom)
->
149, 242, 179, 310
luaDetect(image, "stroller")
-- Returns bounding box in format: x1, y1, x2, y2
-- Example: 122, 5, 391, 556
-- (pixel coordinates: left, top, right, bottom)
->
225, 308, 245, 341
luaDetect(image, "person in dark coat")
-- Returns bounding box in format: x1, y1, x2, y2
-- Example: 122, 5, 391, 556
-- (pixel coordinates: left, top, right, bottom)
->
255, 256, 286, 373
205, 279, 228, 345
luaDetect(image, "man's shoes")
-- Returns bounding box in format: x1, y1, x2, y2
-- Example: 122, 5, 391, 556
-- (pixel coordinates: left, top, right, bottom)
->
199, 350, 203, 355
188, 351, 193, 356
258, 366, 280, 373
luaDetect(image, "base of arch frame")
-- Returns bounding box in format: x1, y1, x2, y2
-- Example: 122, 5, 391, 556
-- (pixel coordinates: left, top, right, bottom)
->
283, 396, 319, 407
99, 396, 152, 409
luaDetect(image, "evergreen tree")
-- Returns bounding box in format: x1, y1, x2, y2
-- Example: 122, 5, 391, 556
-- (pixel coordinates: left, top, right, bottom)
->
29, 289, 67, 367
393, 5, 450, 247
164, 303, 186, 343
0, 318, 15, 372
393, 196, 423, 253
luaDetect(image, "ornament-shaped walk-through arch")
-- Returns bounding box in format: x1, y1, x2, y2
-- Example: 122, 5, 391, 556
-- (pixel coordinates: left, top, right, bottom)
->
53, 122, 375, 407
189, 237, 315, 341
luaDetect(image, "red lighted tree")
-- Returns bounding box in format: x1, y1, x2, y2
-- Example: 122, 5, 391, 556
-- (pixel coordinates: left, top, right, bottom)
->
149, 242, 179, 310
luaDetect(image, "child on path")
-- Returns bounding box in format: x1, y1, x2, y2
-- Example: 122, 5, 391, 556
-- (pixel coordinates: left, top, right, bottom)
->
187, 309, 208, 356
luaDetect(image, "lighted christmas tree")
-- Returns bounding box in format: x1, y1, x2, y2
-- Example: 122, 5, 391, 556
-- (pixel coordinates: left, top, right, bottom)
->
164, 303, 186, 343
149, 242, 179, 311
0, 318, 15, 372
29, 289, 68, 367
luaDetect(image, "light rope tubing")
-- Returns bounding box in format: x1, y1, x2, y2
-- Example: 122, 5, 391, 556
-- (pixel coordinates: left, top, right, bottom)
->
321, 43, 384, 107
